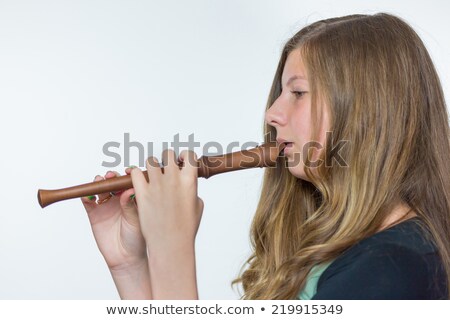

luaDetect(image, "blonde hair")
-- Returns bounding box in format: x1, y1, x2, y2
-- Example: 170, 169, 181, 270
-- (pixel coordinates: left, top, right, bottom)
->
232, 13, 450, 299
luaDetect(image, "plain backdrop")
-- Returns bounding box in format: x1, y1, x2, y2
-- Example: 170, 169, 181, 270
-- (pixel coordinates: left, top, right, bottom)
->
0, 0, 449, 299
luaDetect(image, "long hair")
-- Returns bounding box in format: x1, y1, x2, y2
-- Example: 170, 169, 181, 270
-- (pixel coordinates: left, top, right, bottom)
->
232, 13, 450, 299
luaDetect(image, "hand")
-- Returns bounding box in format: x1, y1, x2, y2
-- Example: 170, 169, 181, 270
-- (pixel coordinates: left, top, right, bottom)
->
81, 168, 146, 271
130, 149, 204, 252
81, 168, 152, 299
130, 149, 204, 299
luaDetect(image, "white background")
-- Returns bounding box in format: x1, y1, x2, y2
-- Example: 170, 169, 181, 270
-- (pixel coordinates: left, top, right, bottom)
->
0, 0, 449, 299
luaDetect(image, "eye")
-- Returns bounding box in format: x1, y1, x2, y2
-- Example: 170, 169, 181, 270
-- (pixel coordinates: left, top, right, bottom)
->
291, 91, 307, 98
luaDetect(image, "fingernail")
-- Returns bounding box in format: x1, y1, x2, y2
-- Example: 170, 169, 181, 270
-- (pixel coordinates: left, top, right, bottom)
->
129, 194, 135, 200
87, 195, 95, 201
128, 165, 137, 169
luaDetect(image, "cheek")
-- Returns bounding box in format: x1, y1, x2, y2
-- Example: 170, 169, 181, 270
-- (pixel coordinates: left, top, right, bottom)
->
286, 155, 307, 180
291, 108, 312, 145
319, 108, 331, 147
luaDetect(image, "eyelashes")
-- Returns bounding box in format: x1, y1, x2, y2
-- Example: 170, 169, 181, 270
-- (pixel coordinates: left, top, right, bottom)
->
279, 87, 308, 100
291, 91, 307, 98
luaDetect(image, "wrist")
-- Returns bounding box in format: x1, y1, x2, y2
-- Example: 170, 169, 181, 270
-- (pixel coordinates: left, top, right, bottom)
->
148, 245, 198, 299
109, 258, 153, 300
109, 257, 149, 277
146, 236, 196, 256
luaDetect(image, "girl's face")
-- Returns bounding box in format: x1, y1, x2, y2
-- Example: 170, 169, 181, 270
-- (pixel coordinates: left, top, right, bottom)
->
265, 48, 330, 181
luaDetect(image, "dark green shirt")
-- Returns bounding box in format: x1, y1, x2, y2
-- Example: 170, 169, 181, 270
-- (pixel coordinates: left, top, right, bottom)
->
302, 217, 447, 299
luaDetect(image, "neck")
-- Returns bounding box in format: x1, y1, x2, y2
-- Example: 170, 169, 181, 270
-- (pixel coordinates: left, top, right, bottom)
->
378, 203, 417, 232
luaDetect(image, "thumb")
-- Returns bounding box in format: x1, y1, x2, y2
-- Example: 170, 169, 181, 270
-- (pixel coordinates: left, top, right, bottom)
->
197, 197, 204, 215
119, 188, 140, 225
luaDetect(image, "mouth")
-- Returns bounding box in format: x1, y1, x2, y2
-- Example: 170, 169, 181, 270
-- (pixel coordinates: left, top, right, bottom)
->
279, 142, 294, 156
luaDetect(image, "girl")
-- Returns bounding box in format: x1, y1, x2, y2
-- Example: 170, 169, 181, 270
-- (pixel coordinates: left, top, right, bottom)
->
82, 12, 450, 299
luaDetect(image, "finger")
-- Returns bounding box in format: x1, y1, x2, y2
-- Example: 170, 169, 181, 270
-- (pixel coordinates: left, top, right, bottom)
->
179, 150, 199, 178
197, 196, 204, 214
105, 170, 119, 179
106, 170, 124, 196
119, 188, 136, 207
81, 175, 103, 209
81, 193, 97, 209
119, 188, 140, 224
97, 172, 115, 202
161, 148, 179, 174
146, 156, 162, 184
194, 197, 205, 235
125, 165, 137, 175
130, 167, 149, 197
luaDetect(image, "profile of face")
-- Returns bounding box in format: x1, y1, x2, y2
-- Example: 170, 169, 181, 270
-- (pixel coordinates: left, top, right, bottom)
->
265, 48, 330, 182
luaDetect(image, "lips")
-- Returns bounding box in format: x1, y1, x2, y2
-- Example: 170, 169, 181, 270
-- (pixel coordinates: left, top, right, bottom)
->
277, 138, 294, 155
276, 138, 292, 145
283, 142, 294, 155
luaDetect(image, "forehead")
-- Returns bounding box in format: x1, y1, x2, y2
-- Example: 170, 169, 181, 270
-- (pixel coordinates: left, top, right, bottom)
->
282, 48, 308, 84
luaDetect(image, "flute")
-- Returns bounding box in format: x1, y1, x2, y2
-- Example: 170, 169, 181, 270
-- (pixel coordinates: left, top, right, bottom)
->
38, 142, 286, 208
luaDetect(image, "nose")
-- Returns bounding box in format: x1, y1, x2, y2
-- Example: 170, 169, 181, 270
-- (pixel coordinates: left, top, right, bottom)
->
265, 98, 288, 128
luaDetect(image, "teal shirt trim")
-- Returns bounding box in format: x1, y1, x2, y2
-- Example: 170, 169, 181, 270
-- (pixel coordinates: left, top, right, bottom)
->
297, 261, 334, 300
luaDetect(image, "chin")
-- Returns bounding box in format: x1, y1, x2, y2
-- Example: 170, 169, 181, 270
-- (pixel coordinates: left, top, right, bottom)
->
286, 164, 306, 180
286, 161, 314, 182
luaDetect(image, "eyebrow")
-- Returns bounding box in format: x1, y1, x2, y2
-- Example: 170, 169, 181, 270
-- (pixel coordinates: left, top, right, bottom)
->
281, 74, 308, 88
285, 75, 307, 87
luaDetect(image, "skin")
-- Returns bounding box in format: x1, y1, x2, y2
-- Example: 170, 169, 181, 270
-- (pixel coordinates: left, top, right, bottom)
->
81, 168, 152, 299
83, 47, 416, 299
265, 48, 330, 181
130, 149, 203, 299
265, 48, 416, 230
82, 150, 203, 299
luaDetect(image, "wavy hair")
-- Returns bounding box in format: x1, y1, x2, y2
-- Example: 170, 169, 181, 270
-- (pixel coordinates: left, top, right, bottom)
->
232, 13, 450, 299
